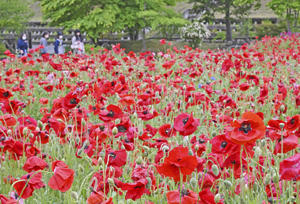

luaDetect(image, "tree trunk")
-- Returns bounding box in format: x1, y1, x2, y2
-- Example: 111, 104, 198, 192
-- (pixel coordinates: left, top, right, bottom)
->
286, 8, 291, 32
142, 28, 146, 51
225, 0, 232, 42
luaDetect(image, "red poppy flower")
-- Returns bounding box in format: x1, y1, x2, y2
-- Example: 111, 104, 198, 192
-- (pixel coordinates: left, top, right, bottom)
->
0, 88, 13, 99
23, 156, 48, 172
211, 134, 236, 155
104, 149, 127, 167
120, 178, 150, 201
0, 114, 17, 127
173, 113, 199, 136
87, 190, 113, 204
166, 189, 198, 204
156, 146, 197, 182
158, 124, 176, 138
99, 104, 123, 122
62, 92, 80, 110
279, 153, 300, 181
228, 112, 266, 145
0, 194, 18, 204
13, 172, 45, 199
43, 85, 54, 92
286, 115, 300, 131
48, 164, 75, 192
198, 188, 221, 204
273, 134, 298, 154
39, 97, 49, 105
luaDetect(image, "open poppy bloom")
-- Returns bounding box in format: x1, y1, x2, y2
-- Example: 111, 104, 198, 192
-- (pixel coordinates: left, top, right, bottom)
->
279, 153, 300, 181
228, 112, 266, 145
23, 156, 48, 172
48, 161, 75, 192
173, 113, 199, 136
99, 104, 123, 122
87, 190, 113, 204
166, 189, 198, 204
156, 146, 197, 182
120, 178, 150, 201
13, 172, 45, 199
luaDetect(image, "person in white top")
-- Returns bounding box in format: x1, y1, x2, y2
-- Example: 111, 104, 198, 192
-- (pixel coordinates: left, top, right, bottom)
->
71, 29, 85, 55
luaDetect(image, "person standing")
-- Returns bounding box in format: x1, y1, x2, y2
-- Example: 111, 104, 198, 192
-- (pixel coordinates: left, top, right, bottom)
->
40, 31, 49, 55
71, 29, 85, 55
54, 31, 65, 54
17, 33, 28, 57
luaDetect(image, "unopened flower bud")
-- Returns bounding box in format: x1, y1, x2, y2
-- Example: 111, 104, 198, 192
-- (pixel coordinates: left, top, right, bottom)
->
136, 156, 143, 165
115, 119, 120, 124
279, 123, 285, 129
280, 104, 285, 112
107, 178, 114, 186
215, 194, 221, 203
22, 127, 28, 135
183, 136, 189, 146
272, 174, 279, 183
254, 147, 262, 157
112, 127, 118, 135
190, 177, 198, 188
7, 129, 12, 135
212, 164, 219, 176
223, 180, 232, 188
71, 191, 78, 200
146, 177, 152, 189
264, 174, 271, 185
37, 120, 44, 129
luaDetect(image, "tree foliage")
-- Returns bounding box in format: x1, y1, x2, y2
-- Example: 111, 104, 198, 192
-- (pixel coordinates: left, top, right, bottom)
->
190, 0, 261, 41
0, 0, 32, 32
268, 0, 300, 32
39, 0, 188, 40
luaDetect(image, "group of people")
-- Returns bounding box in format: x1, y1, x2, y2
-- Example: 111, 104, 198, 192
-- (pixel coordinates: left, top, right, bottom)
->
17, 29, 85, 57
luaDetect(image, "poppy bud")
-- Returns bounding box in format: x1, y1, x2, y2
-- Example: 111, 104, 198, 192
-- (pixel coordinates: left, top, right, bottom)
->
37, 120, 44, 130
211, 131, 217, 137
280, 104, 285, 112
107, 178, 114, 186
146, 177, 152, 189
260, 139, 266, 146
155, 91, 160, 98
29, 133, 34, 138
22, 127, 28, 135
136, 156, 143, 165
75, 136, 80, 144
264, 174, 271, 185
77, 148, 83, 157
188, 97, 193, 103
190, 177, 197, 188
115, 119, 120, 124
97, 157, 103, 164
71, 191, 78, 200
272, 174, 279, 183
223, 180, 232, 188
215, 194, 221, 203
183, 136, 189, 146
254, 147, 262, 157
112, 127, 118, 135
81, 119, 86, 127
279, 123, 285, 129
212, 164, 219, 176
7, 129, 12, 135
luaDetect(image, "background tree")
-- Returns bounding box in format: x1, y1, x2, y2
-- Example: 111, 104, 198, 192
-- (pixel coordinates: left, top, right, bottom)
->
189, 0, 261, 41
0, 0, 32, 32
39, 0, 188, 45
268, 0, 300, 32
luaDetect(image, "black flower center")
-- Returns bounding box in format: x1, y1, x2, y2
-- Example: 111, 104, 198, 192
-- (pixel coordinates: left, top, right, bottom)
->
221, 141, 227, 148
117, 125, 127, 133
290, 119, 295, 125
181, 189, 190, 197
182, 117, 189, 125
109, 152, 116, 159
143, 110, 148, 115
106, 110, 115, 117
70, 98, 78, 105
239, 122, 251, 134
199, 139, 205, 144
3, 91, 9, 97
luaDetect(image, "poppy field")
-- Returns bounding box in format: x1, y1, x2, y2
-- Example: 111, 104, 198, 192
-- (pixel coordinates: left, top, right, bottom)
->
0, 34, 299, 204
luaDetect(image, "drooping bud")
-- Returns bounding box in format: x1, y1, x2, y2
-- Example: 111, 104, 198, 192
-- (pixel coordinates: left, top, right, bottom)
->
212, 164, 219, 176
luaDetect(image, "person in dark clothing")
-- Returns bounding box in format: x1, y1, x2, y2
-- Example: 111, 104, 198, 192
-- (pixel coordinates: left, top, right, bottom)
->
54, 31, 65, 54
40, 31, 49, 55
17, 33, 28, 56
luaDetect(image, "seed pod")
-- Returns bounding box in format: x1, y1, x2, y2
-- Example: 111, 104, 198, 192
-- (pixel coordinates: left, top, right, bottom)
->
112, 127, 118, 135
212, 164, 219, 176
